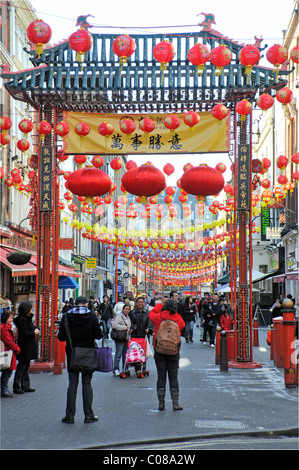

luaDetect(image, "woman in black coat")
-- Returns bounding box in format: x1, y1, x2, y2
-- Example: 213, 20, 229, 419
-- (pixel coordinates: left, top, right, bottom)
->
183, 296, 197, 343
13, 302, 39, 393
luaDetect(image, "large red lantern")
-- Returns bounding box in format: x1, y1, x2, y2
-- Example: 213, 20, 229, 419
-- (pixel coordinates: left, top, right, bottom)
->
236, 99, 253, 121
211, 103, 229, 121
139, 118, 156, 134
266, 44, 288, 73
256, 93, 274, 111
0, 116, 12, 134
163, 163, 175, 176
183, 111, 200, 130
18, 118, 33, 137
98, 121, 114, 137
290, 45, 299, 64
180, 165, 225, 198
112, 34, 136, 69
119, 117, 136, 134
55, 121, 70, 138
238, 45, 260, 81
121, 164, 166, 200
187, 43, 210, 74
164, 114, 180, 131
69, 28, 93, 64
210, 45, 232, 75
67, 167, 112, 197
153, 40, 176, 82
27, 19, 52, 57
276, 87, 293, 105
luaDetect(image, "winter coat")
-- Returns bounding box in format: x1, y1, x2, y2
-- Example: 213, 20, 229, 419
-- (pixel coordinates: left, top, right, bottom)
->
130, 308, 152, 338
183, 302, 197, 323
149, 303, 185, 349
220, 314, 234, 331
13, 313, 38, 363
58, 306, 103, 372
0, 323, 20, 370
98, 302, 114, 321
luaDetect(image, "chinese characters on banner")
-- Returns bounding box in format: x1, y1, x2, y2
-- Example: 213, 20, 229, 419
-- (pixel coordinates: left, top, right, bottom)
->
40, 146, 53, 212
237, 144, 251, 211
62, 112, 230, 154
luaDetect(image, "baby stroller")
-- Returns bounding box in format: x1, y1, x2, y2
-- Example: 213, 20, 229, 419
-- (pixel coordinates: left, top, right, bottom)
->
120, 337, 150, 379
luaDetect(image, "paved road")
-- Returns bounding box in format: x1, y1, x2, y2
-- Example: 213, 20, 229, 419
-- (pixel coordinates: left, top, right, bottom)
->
1, 326, 298, 451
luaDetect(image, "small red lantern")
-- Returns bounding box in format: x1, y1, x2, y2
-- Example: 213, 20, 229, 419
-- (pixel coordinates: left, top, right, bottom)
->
291, 153, 299, 165
17, 139, 30, 153
187, 43, 210, 74
75, 121, 91, 143
5, 177, 13, 187
0, 116, 12, 134
210, 45, 232, 75
290, 45, 299, 64
18, 118, 33, 137
153, 40, 176, 82
0, 133, 11, 146
121, 164, 166, 200
112, 34, 136, 69
211, 103, 229, 121
163, 163, 175, 176
262, 158, 271, 170
183, 111, 200, 130
37, 120, 52, 142
180, 165, 225, 199
55, 121, 70, 137
266, 44, 288, 73
0, 168, 4, 180
91, 156, 104, 168
276, 87, 293, 105
165, 186, 175, 196
164, 114, 180, 132
139, 117, 156, 133
67, 167, 112, 197
238, 45, 260, 81
261, 179, 271, 189
278, 175, 288, 185
276, 155, 288, 169
256, 93, 274, 111
28, 154, 38, 169
119, 117, 136, 134
215, 162, 226, 173
98, 122, 114, 137
110, 157, 122, 171
69, 28, 93, 64
126, 160, 137, 170
236, 99, 253, 121
292, 171, 299, 183
74, 155, 87, 167
27, 19, 52, 57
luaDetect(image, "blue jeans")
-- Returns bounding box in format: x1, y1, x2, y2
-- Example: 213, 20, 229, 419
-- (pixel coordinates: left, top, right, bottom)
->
65, 371, 94, 419
1, 369, 13, 395
185, 320, 194, 340
102, 319, 110, 338
114, 341, 128, 371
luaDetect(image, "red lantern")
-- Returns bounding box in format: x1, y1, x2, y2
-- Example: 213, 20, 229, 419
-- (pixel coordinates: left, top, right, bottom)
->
5, 177, 13, 187
55, 121, 70, 137
187, 43, 210, 74
180, 165, 225, 198
17, 139, 30, 152
290, 45, 299, 64
292, 171, 299, 182
262, 158, 271, 170
0, 133, 11, 146
276, 155, 288, 169
37, 120, 52, 142
110, 157, 122, 171
0, 168, 4, 180
278, 175, 288, 185
126, 160, 137, 170
256, 93, 274, 111
215, 162, 226, 173
236, 99, 253, 121
210, 45, 232, 75
165, 186, 175, 196
163, 163, 175, 176
74, 155, 87, 167
252, 158, 263, 173
291, 153, 299, 165
183, 111, 200, 130
0, 116, 12, 134
119, 117, 136, 134
266, 44, 288, 73
211, 103, 229, 121
139, 118, 156, 133
153, 40, 176, 82
69, 28, 93, 64
164, 114, 180, 131
75, 122, 91, 143
238, 45, 260, 81
27, 19, 52, 57
261, 179, 271, 189
98, 122, 114, 137
121, 164, 166, 199
18, 118, 33, 137
28, 154, 38, 169
67, 167, 112, 197
112, 34, 136, 69
276, 87, 293, 105
57, 150, 68, 162
91, 156, 104, 168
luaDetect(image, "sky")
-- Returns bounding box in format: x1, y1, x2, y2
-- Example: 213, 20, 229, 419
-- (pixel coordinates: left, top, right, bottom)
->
26, 0, 297, 185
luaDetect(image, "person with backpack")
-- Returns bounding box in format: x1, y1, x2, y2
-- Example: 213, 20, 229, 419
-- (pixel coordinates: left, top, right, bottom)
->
149, 298, 185, 411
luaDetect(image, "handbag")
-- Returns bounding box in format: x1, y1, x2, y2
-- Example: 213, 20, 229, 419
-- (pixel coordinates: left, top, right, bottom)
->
111, 315, 128, 342
0, 341, 13, 371
64, 315, 98, 373
95, 339, 113, 373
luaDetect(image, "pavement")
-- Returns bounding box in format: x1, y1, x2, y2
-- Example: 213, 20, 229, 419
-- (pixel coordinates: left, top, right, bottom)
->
1, 326, 298, 451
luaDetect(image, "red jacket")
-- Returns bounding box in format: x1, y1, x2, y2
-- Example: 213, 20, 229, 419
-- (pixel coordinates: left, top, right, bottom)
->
149, 303, 185, 348
220, 314, 234, 331
0, 323, 21, 370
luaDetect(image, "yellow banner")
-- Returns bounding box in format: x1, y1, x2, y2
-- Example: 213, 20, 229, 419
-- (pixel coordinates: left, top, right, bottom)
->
63, 111, 230, 155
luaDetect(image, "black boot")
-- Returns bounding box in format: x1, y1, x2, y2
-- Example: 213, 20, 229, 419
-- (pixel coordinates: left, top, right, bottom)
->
170, 388, 183, 410
157, 388, 166, 410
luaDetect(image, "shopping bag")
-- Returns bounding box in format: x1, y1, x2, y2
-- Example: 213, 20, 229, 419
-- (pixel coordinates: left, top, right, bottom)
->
96, 345, 113, 372
0, 340, 13, 371
145, 337, 153, 358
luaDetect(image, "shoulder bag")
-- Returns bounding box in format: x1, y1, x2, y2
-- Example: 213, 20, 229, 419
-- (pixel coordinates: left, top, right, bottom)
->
64, 315, 98, 373
0, 340, 13, 370
111, 316, 128, 342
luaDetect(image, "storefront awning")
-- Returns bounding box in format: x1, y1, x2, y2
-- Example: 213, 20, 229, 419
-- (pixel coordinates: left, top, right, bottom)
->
0, 246, 81, 278
252, 269, 281, 283
58, 276, 79, 289
285, 270, 299, 281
